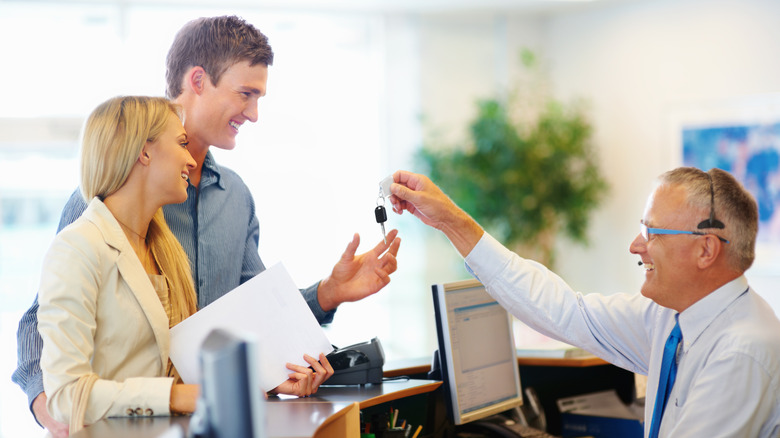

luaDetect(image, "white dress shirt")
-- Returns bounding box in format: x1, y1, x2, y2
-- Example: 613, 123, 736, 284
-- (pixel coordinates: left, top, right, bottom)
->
465, 232, 780, 437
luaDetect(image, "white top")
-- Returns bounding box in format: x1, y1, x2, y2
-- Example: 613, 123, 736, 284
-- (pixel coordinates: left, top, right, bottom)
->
465, 232, 780, 437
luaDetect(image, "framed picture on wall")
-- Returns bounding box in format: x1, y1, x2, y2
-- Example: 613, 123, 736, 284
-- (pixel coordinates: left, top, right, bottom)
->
669, 93, 780, 277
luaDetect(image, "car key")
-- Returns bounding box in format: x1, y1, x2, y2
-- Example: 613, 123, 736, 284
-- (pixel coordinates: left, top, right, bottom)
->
375, 203, 388, 244
376, 177, 392, 244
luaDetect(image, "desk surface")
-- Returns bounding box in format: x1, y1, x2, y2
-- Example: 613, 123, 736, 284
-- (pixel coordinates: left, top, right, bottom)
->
69, 356, 608, 438
70, 379, 441, 438
276, 379, 441, 409
383, 355, 607, 378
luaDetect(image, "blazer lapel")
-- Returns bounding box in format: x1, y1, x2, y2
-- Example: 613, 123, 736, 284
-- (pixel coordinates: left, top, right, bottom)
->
115, 249, 171, 366
86, 199, 171, 371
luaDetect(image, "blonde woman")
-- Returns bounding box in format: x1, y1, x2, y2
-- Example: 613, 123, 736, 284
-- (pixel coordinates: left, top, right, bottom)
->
37, 96, 199, 430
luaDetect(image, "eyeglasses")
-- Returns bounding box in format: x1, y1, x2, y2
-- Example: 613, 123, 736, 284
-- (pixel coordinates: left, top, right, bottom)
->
640, 222, 729, 243
640, 171, 730, 244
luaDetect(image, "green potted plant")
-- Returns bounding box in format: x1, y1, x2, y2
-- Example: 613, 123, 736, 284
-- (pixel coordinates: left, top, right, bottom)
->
417, 50, 608, 268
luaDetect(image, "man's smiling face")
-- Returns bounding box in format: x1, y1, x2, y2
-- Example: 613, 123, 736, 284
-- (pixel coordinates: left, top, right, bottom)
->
630, 184, 705, 311
188, 60, 268, 151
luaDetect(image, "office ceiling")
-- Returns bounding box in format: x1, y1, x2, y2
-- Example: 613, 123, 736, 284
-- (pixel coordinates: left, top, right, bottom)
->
214, 0, 601, 14
4, 0, 617, 15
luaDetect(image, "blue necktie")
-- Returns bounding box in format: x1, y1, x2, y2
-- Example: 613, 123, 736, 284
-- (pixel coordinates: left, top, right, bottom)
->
648, 318, 682, 438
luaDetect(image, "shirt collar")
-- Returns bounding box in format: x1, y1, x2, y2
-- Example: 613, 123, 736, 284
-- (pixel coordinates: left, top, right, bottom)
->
198, 151, 225, 190
678, 275, 749, 352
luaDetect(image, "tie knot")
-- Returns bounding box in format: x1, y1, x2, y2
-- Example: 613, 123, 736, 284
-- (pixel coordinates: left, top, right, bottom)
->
670, 321, 681, 337
667, 321, 682, 347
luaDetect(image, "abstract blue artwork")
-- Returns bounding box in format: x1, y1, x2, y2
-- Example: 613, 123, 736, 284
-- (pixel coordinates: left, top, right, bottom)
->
683, 122, 780, 243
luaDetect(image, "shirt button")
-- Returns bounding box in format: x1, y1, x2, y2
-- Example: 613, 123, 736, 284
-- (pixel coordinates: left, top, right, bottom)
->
126, 408, 135, 416
145, 409, 154, 416
135, 408, 144, 415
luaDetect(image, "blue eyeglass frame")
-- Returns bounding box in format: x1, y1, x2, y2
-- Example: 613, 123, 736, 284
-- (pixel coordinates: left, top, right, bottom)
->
640, 171, 731, 244
640, 222, 730, 244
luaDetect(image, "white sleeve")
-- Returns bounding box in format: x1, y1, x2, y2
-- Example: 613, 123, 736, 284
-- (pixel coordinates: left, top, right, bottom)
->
465, 232, 655, 374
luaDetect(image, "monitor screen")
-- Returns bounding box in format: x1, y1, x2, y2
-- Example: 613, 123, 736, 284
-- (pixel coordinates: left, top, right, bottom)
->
432, 278, 524, 425
191, 328, 265, 438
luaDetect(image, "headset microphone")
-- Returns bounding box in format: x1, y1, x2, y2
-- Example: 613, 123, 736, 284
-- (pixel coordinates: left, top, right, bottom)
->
637, 261, 643, 266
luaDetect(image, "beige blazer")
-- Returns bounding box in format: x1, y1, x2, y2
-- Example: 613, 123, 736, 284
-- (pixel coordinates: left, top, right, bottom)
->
38, 198, 174, 425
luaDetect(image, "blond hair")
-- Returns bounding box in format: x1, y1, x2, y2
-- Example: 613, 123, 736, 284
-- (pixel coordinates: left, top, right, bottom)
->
80, 96, 197, 325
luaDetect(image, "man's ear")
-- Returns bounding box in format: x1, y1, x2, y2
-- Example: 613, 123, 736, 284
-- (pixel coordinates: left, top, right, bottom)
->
186, 66, 207, 95
697, 234, 722, 269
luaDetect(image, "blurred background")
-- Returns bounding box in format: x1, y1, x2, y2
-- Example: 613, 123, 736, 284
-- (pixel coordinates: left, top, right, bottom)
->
1, 0, 779, 435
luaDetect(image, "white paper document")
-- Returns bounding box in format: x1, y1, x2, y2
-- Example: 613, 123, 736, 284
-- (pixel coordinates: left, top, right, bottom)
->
556, 390, 640, 419
169, 263, 334, 391
513, 317, 592, 358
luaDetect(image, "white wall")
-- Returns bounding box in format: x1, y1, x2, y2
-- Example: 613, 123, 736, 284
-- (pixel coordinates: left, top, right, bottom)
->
412, 0, 780, 305
544, 0, 780, 299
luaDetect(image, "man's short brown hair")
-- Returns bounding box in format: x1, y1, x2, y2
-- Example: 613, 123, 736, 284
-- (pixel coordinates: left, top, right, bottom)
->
165, 15, 274, 99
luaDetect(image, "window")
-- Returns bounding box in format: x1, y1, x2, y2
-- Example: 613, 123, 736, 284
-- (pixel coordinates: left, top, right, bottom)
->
0, 3, 437, 436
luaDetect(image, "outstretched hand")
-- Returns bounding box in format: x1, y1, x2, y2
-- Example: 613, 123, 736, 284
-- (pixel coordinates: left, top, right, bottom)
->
317, 230, 401, 312
388, 170, 459, 229
389, 170, 484, 257
271, 353, 334, 397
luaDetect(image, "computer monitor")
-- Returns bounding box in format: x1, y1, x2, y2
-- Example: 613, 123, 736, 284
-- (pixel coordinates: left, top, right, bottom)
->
432, 278, 524, 425
189, 328, 265, 438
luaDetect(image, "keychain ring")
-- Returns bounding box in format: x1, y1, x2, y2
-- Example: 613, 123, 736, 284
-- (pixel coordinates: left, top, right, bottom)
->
377, 187, 386, 206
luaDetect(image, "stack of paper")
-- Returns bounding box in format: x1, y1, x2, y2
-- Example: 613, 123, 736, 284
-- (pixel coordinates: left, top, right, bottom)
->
513, 318, 593, 359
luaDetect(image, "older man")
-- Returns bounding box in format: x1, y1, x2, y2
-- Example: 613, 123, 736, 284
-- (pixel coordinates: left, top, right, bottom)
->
390, 167, 780, 437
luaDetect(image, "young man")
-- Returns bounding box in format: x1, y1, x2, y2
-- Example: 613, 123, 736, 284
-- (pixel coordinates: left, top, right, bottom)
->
389, 167, 780, 437
14, 15, 401, 437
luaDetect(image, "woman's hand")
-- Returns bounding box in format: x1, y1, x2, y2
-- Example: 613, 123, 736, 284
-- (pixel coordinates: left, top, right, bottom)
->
170, 384, 199, 414
270, 353, 334, 397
